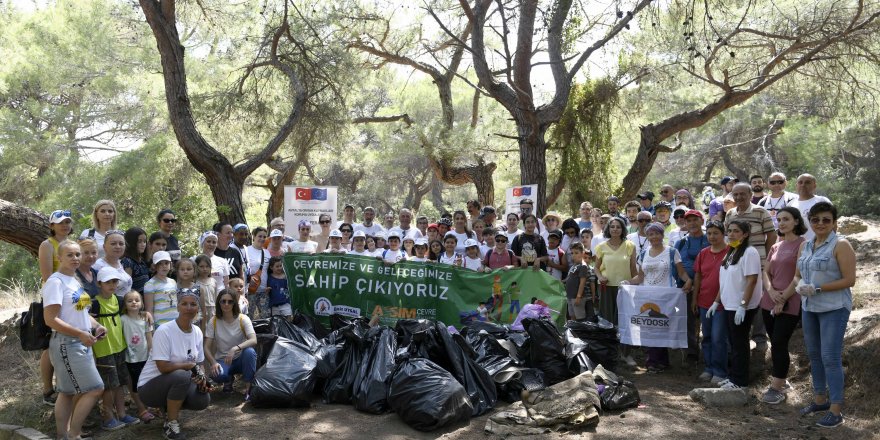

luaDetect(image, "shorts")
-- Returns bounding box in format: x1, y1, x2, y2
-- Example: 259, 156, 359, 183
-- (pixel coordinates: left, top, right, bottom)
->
270, 303, 292, 317
126, 361, 146, 392
49, 333, 103, 395
567, 298, 589, 320
95, 350, 130, 389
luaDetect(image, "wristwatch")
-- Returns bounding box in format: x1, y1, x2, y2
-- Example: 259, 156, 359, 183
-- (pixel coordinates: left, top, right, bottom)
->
815, 287, 822, 294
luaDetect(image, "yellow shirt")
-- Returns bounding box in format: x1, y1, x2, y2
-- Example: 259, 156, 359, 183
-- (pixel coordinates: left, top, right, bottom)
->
596, 240, 635, 286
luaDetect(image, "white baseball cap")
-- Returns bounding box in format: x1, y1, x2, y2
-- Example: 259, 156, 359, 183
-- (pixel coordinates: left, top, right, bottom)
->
152, 251, 171, 265
414, 238, 428, 247
97, 267, 122, 283
269, 229, 284, 238
464, 238, 480, 248
353, 230, 366, 239
329, 229, 343, 238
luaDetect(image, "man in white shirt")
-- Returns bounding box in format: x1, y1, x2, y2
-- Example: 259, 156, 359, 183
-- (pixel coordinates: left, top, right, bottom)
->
757, 171, 798, 228
790, 173, 831, 241
389, 208, 423, 240
337, 203, 357, 229
354, 206, 384, 236
284, 219, 318, 254
627, 211, 652, 256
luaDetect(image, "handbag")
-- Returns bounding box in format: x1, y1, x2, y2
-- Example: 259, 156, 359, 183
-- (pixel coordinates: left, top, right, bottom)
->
20, 301, 52, 351
248, 249, 265, 294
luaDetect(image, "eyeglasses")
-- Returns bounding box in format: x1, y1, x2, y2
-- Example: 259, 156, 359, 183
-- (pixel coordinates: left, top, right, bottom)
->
769, 180, 785, 185
496, 239, 507, 243
162, 218, 177, 223
319, 220, 331, 225
809, 217, 833, 225
673, 214, 685, 219
660, 190, 670, 194
637, 219, 650, 223
299, 228, 310, 232
220, 299, 235, 305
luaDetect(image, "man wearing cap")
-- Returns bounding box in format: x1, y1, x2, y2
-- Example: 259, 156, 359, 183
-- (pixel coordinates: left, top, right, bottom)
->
757, 171, 797, 228
669, 205, 690, 247
627, 210, 653, 256
790, 173, 831, 241
674, 210, 711, 364
479, 206, 498, 228
653, 201, 678, 244
347, 231, 371, 256
284, 220, 319, 254
389, 208, 423, 240
637, 192, 655, 215
268, 217, 295, 243
606, 196, 628, 226
337, 203, 357, 229
354, 206, 384, 236
709, 176, 738, 221
213, 222, 245, 281
574, 201, 593, 231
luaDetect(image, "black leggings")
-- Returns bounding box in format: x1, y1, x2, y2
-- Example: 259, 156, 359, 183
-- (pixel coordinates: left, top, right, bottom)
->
726, 308, 757, 387
762, 309, 801, 379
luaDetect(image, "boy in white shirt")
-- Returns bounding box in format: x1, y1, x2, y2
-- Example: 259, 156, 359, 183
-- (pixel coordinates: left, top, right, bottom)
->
379, 231, 406, 264
347, 231, 372, 257
408, 238, 429, 262
323, 229, 346, 254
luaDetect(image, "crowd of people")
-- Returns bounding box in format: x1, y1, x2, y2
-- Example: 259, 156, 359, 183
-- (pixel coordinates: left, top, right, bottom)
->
38, 172, 856, 439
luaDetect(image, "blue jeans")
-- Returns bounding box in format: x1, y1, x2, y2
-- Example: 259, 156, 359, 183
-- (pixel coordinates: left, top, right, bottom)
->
699, 307, 728, 378
802, 307, 850, 404
212, 347, 257, 384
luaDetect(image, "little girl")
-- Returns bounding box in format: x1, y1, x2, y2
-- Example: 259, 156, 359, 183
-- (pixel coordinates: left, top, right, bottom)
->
439, 235, 462, 266
195, 255, 219, 331
402, 237, 415, 258
265, 256, 291, 317
408, 239, 428, 262
462, 239, 485, 272
121, 290, 155, 423
143, 251, 178, 329
228, 277, 249, 316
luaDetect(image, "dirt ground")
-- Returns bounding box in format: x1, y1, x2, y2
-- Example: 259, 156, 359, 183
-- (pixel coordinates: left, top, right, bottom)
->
2, 216, 879, 440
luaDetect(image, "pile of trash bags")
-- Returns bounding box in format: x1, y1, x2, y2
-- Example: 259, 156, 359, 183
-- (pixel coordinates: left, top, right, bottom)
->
248, 310, 638, 432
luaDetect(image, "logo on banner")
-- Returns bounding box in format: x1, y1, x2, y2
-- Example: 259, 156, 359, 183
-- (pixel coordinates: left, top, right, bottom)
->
314, 297, 332, 315
295, 187, 328, 201
512, 186, 532, 197
630, 302, 670, 327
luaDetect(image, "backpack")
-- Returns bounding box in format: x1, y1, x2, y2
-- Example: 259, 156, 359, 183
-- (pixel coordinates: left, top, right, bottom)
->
485, 248, 515, 266
638, 247, 678, 286
19, 301, 51, 351
212, 315, 245, 334
87, 228, 96, 239
91, 295, 123, 326
248, 250, 265, 295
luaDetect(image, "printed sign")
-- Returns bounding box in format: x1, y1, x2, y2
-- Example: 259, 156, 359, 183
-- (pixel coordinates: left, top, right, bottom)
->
617, 285, 688, 349
505, 184, 539, 215
283, 254, 567, 328
284, 186, 338, 229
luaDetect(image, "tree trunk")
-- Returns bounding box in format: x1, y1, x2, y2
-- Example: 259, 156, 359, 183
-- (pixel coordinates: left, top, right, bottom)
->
620, 127, 663, 201
0, 200, 49, 257
516, 122, 549, 216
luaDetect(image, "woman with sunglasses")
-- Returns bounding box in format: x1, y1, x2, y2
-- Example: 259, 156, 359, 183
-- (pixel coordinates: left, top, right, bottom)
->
137, 288, 210, 440
786, 202, 855, 428
204, 289, 257, 402
79, 200, 117, 258
313, 213, 333, 251
338, 223, 354, 250
38, 209, 76, 406
156, 209, 182, 263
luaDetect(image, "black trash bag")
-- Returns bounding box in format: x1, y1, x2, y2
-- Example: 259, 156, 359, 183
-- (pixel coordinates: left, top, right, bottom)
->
352, 326, 398, 414
388, 358, 473, 431
250, 337, 317, 408
251, 318, 272, 335
322, 322, 370, 404
394, 319, 435, 348
504, 331, 531, 364
462, 321, 509, 339
565, 317, 620, 372
466, 331, 514, 377
600, 379, 641, 411
496, 368, 545, 403
291, 309, 330, 339
523, 318, 572, 386
329, 314, 369, 331
255, 333, 278, 369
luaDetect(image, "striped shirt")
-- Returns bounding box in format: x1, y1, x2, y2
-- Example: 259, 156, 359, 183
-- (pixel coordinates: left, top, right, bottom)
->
723, 204, 776, 262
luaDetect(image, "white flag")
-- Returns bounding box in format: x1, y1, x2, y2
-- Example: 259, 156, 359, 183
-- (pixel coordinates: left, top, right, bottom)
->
617, 285, 688, 349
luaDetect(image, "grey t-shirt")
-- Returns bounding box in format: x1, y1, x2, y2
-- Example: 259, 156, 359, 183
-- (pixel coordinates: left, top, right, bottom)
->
565, 264, 595, 299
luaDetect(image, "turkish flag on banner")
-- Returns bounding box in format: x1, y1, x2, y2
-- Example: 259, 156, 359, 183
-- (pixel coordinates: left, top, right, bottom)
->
512, 187, 523, 197
295, 187, 312, 200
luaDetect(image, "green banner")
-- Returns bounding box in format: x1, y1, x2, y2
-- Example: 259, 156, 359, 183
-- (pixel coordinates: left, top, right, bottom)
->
283, 254, 568, 328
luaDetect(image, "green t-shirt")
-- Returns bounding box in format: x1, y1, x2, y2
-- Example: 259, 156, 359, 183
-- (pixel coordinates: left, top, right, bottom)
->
508, 286, 521, 302
92, 294, 127, 358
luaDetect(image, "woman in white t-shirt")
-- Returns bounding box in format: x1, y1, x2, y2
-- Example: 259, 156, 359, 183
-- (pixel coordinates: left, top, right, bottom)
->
448, 210, 475, 254
43, 239, 106, 440
706, 220, 761, 390
204, 289, 257, 401
245, 227, 270, 318
137, 289, 210, 440
624, 222, 692, 373
504, 213, 522, 244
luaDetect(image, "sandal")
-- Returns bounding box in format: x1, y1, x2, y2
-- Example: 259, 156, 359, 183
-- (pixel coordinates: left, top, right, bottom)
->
139, 410, 156, 423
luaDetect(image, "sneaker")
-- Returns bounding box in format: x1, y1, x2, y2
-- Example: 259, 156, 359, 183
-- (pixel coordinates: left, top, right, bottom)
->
647, 365, 665, 374
816, 412, 844, 428
799, 402, 831, 416
164, 419, 187, 440
720, 380, 743, 390
710, 376, 727, 385
761, 387, 786, 404
119, 415, 141, 426
102, 418, 126, 431
42, 390, 57, 406
623, 355, 637, 367
223, 382, 234, 393
698, 371, 713, 382
780, 380, 793, 393
716, 378, 731, 387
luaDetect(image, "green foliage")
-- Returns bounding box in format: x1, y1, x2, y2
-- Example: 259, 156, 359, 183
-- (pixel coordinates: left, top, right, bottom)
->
549, 79, 618, 213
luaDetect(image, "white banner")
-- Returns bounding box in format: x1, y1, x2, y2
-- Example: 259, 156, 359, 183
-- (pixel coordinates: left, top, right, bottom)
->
617, 285, 688, 349
283, 186, 338, 230
505, 184, 539, 215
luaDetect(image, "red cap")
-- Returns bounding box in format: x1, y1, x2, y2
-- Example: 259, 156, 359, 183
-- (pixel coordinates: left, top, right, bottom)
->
427, 223, 439, 231
684, 209, 704, 220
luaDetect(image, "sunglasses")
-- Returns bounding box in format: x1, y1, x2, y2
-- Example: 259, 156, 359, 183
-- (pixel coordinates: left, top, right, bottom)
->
341, 230, 353, 233
496, 239, 507, 243
220, 299, 235, 305
162, 218, 178, 223
299, 228, 311, 231
319, 220, 331, 225
809, 217, 833, 225
51, 210, 72, 218
105, 229, 125, 236
637, 219, 650, 223
769, 180, 785, 185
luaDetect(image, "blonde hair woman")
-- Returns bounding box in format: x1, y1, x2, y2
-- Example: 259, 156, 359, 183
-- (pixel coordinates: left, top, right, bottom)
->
78, 200, 117, 257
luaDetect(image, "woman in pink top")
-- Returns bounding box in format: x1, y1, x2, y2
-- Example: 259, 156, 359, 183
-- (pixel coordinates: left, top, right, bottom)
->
759, 206, 807, 405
